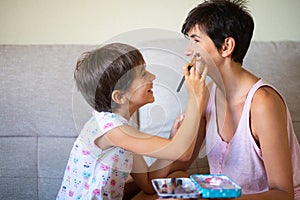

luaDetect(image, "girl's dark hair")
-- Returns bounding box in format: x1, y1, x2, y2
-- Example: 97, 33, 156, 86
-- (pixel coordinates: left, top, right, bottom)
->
74, 43, 145, 112
181, 0, 254, 64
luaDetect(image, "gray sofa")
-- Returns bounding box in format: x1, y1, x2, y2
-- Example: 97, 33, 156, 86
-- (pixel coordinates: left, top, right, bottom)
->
1, 41, 299, 200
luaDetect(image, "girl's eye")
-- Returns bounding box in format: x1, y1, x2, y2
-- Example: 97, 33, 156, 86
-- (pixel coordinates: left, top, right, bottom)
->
140, 67, 147, 77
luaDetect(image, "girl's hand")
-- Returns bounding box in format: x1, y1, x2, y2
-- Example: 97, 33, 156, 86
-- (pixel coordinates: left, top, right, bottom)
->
169, 114, 185, 139
184, 63, 208, 109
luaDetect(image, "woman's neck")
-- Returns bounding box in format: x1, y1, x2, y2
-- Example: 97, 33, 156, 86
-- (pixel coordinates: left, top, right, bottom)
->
215, 61, 259, 104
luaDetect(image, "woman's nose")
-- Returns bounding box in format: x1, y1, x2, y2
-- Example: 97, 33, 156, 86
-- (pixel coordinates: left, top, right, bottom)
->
184, 43, 194, 56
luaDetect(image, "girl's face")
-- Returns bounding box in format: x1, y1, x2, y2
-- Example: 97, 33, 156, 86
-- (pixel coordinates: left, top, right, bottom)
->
125, 65, 156, 110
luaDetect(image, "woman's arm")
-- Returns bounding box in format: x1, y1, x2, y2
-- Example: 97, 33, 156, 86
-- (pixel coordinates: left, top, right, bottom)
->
239, 86, 294, 200
129, 154, 173, 194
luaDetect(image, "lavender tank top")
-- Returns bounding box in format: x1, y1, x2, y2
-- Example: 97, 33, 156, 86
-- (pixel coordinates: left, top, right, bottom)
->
205, 79, 300, 198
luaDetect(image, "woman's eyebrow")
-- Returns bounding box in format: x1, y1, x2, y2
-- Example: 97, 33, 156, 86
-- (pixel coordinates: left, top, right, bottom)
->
190, 34, 201, 39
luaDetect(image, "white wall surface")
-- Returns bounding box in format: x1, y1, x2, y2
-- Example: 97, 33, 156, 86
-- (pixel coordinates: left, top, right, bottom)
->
0, 0, 299, 44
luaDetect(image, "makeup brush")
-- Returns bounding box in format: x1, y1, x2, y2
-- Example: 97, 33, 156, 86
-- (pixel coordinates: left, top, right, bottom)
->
176, 54, 198, 92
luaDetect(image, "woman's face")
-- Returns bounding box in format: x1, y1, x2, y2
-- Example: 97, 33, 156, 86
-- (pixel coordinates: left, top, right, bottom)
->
185, 25, 222, 75
125, 65, 156, 110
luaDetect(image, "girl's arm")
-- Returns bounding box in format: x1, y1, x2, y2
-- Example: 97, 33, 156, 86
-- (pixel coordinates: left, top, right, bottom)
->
129, 116, 206, 194
128, 116, 196, 194
99, 65, 208, 161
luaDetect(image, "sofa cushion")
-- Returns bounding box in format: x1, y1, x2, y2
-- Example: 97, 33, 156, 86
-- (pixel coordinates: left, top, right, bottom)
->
244, 41, 300, 122
0, 177, 38, 200
0, 45, 95, 137
244, 41, 300, 142
0, 41, 299, 200
38, 137, 76, 179
0, 137, 37, 177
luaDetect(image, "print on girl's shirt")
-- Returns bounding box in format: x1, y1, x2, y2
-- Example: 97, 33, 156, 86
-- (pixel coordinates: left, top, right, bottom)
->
111, 155, 119, 162
92, 189, 100, 196
100, 163, 110, 171
56, 112, 132, 200
82, 171, 92, 179
82, 149, 90, 155
73, 157, 79, 163
84, 182, 90, 190
103, 122, 114, 131
68, 190, 74, 197
111, 179, 117, 187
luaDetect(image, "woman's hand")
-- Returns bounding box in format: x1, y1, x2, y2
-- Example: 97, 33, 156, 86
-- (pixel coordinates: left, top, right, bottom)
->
169, 114, 185, 139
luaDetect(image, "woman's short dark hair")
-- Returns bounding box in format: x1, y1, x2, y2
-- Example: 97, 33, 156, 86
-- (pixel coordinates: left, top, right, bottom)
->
181, 0, 254, 64
74, 43, 145, 112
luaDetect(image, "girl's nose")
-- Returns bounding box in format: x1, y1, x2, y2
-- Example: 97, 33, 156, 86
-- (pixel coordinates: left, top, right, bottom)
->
149, 72, 156, 81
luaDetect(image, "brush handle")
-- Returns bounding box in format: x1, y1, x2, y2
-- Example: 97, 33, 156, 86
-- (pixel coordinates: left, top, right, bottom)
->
176, 76, 185, 92
176, 65, 192, 92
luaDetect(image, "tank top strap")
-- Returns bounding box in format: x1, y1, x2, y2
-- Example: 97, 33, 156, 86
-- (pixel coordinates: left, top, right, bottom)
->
243, 79, 269, 115
206, 83, 217, 114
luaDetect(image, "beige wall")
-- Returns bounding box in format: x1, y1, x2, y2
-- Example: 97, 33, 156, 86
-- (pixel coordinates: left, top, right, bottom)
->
0, 0, 299, 44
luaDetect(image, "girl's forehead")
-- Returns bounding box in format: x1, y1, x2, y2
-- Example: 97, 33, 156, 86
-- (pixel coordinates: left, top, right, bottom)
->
135, 64, 146, 70
130, 64, 144, 75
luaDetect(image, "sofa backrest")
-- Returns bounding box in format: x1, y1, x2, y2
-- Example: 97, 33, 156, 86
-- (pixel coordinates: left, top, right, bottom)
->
0, 41, 299, 199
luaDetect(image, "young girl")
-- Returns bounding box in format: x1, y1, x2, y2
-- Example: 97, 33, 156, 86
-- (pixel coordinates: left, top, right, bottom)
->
56, 43, 207, 200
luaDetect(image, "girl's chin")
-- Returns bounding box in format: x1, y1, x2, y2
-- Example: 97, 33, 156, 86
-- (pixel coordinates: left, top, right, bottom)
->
146, 98, 155, 104
143, 97, 155, 106
149, 96, 155, 103
149, 99, 155, 103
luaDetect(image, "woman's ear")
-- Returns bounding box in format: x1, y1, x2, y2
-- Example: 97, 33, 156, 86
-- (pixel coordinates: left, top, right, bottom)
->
221, 37, 235, 57
111, 90, 127, 105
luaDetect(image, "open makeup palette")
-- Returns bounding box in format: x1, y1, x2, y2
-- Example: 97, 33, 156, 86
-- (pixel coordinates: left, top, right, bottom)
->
151, 174, 241, 199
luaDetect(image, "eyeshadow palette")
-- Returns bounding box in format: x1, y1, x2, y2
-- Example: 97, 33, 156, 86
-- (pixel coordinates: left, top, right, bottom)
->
151, 174, 241, 199
190, 174, 241, 198
151, 177, 201, 199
